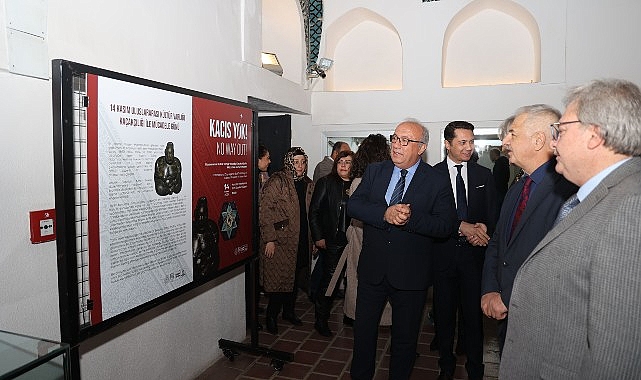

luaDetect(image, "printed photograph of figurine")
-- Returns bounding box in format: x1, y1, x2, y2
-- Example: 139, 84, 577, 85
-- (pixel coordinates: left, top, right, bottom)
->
219, 201, 240, 240
192, 197, 220, 279
154, 142, 183, 196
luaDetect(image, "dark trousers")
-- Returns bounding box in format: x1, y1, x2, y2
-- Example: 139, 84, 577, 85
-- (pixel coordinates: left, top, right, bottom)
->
351, 276, 427, 380
433, 243, 485, 379
315, 244, 345, 322
309, 253, 324, 300
266, 291, 296, 319
497, 317, 508, 356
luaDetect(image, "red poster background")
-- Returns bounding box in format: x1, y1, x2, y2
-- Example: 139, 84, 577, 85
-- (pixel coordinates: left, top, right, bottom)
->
192, 97, 254, 273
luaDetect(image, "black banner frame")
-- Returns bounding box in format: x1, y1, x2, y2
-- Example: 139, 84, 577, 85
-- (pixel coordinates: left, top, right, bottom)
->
52, 59, 291, 378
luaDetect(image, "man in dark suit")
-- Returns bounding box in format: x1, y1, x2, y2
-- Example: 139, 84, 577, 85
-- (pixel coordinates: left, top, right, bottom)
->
348, 119, 457, 380
500, 79, 641, 379
433, 121, 498, 380
490, 147, 510, 209
481, 105, 577, 354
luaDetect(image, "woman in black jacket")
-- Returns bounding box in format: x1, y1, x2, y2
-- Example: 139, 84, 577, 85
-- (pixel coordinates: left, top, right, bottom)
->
308, 150, 354, 336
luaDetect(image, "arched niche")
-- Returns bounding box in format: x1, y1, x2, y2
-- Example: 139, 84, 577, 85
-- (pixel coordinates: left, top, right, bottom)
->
322, 8, 402, 91
262, 0, 305, 84
442, 0, 541, 87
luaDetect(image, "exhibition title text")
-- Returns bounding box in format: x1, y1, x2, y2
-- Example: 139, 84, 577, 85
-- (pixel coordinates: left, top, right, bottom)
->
210, 118, 249, 156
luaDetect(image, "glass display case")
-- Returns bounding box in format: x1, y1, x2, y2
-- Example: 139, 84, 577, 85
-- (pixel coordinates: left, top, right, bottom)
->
0, 330, 69, 380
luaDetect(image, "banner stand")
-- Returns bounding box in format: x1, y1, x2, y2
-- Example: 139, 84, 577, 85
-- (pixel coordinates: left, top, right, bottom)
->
219, 257, 293, 371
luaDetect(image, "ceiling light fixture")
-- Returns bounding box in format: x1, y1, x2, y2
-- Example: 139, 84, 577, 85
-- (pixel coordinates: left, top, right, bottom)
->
261, 52, 283, 76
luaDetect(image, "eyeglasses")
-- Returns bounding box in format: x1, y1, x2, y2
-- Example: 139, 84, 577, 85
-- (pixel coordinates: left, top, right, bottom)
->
390, 134, 424, 146
337, 160, 352, 166
549, 120, 582, 141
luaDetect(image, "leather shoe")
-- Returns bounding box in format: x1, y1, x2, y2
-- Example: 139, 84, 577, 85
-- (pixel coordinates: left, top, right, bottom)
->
430, 336, 438, 351
314, 320, 332, 337
343, 315, 354, 326
455, 340, 464, 355
436, 372, 453, 380
266, 316, 278, 335
282, 313, 303, 326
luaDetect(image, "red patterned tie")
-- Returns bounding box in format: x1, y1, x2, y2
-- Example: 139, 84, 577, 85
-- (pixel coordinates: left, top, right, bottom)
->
510, 176, 532, 239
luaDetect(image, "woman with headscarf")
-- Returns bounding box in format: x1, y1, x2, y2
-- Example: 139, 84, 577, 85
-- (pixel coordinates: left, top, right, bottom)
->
259, 147, 314, 335
309, 150, 355, 336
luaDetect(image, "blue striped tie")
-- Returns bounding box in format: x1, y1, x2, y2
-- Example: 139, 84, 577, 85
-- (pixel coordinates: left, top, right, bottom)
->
390, 169, 408, 205
554, 193, 579, 226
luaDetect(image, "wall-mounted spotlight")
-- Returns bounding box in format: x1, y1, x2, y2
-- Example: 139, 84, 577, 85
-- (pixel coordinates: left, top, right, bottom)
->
307, 57, 333, 79
261, 52, 283, 76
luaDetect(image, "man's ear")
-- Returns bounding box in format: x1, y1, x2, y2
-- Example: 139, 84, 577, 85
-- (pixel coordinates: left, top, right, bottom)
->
532, 131, 546, 151
587, 124, 605, 150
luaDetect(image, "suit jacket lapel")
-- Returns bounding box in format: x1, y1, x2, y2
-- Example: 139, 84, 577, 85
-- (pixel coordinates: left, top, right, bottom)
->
503, 178, 525, 245
525, 157, 641, 261
379, 160, 396, 204
402, 161, 428, 204
466, 163, 483, 207
508, 173, 555, 244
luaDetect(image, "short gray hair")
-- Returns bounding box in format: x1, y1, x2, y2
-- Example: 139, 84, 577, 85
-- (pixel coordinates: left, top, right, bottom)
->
514, 104, 561, 138
564, 78, 641, 156
397, 118, 429, 145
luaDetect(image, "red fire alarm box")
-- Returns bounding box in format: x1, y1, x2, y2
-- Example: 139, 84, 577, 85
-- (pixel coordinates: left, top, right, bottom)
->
29, 209, 56, 244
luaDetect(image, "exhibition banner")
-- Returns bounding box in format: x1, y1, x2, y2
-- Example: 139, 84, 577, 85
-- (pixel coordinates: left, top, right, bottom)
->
85, 74, 253, 323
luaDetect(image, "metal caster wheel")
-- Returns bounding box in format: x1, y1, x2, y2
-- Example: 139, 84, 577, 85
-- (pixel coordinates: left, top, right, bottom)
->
222, 348, 238, 361
270, 358, 284, 372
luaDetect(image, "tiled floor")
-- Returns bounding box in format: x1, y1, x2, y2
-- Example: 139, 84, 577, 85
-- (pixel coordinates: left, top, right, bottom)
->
196, 292, 500, 380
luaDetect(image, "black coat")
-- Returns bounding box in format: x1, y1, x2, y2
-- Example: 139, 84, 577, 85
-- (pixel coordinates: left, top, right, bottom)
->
309, 174, 352, 247
492, 155, 510, 200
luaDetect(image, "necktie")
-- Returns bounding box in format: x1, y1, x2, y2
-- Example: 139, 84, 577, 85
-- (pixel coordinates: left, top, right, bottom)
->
510, 176, 533, 238
455, 164, 468, 220
554, 193, 579, 226
390, 169, 408, 205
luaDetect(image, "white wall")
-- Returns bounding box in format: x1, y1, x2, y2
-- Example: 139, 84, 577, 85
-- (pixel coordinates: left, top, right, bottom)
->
262, 0, 304, 84
301, 0, 641, 165
0, 1, 309, 379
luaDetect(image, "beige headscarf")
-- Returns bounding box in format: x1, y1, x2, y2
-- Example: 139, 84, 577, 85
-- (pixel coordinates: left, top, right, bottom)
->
282, 147, 309, 181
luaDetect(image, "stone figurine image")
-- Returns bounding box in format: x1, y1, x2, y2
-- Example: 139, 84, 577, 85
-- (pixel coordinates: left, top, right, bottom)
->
154, 142, 183, 196
192, 197, 220, 279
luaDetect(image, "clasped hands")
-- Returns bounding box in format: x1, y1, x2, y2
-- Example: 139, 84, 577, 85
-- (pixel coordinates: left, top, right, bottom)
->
384, 203, 411, 226
459, 221, 490, 246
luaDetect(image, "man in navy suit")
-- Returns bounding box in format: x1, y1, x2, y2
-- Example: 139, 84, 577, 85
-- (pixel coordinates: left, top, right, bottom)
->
481, 105, 577, 354
432, 121, 498, 380
348, 119, 457, 380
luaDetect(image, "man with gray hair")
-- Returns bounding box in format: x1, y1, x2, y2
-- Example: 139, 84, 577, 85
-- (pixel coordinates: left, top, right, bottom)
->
349, 118, 457, 380
500, 79, 641, 378
481, 105, 577, 354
